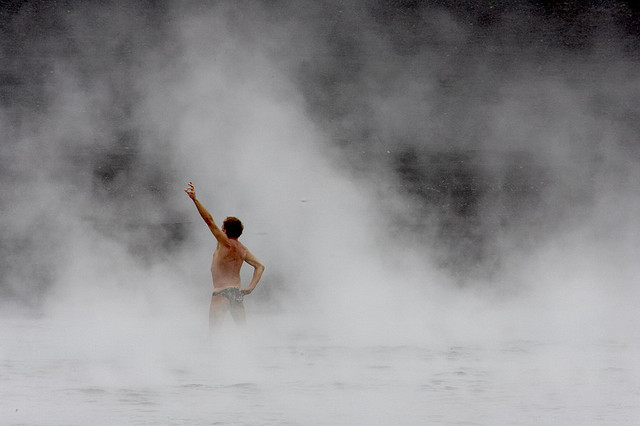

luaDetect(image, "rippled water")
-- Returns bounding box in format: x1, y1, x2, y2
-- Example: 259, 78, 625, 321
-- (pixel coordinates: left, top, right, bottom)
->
2, 316, 638, 425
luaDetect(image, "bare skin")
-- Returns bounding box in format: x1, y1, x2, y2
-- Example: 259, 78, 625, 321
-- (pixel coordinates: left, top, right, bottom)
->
184, 182, 265, 330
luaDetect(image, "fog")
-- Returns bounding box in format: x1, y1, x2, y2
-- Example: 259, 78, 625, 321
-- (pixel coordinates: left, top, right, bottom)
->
1, 1, 639, 424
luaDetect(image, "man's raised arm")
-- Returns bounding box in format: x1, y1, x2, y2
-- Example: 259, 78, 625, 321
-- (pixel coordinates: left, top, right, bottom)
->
184, 182, 228, 244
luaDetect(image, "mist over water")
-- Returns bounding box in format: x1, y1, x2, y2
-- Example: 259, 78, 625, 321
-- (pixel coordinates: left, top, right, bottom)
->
2, 1, 640, 424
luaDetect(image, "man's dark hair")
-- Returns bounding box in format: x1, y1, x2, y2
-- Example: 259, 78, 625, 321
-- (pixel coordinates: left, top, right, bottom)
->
223, 216, 243, 238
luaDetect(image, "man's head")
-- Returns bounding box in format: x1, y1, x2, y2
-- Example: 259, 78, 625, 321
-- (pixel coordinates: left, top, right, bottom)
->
222, 216, 243, 238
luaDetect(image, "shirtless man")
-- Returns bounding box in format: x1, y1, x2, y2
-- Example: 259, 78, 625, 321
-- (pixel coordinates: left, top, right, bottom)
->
184, 182, 265, 330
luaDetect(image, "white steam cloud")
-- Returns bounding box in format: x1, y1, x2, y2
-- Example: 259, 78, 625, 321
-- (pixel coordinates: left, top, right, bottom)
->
0, 0, 638, 342
1, 2, 639, 423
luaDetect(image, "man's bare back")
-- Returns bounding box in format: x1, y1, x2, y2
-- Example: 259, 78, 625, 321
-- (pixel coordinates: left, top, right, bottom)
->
211, 238, 247, 289
184, 182, 265, 329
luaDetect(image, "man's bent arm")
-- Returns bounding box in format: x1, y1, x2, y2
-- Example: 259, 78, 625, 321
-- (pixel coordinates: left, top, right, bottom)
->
243, 251, 265, 294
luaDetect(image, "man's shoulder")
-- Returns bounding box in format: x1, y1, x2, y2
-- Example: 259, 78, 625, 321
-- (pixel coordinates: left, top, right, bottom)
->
235, 240, 249, 256
229, 238, 248, 251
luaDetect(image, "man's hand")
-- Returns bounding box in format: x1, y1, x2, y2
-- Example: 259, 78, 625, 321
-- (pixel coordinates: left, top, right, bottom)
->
241, 288, 252, 296
184, 181, 196, 200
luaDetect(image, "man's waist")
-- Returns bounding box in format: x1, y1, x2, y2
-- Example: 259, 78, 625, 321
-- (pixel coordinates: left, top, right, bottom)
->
213, 284, 241, 290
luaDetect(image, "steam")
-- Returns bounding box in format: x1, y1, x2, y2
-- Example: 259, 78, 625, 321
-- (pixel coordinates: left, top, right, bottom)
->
1, 0, 638, 350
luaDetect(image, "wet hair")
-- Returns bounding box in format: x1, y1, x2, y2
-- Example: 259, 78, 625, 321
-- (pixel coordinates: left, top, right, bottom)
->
222, 216, 243, 238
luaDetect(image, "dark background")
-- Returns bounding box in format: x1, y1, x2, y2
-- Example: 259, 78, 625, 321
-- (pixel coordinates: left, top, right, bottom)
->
2, 0, 639, 305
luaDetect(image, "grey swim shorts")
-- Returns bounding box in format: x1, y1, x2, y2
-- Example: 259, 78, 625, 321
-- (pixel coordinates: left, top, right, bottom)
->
212, 287, 244, 305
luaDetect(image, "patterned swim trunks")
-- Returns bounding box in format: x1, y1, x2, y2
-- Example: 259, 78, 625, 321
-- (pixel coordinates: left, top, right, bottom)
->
212, 287, 244, 305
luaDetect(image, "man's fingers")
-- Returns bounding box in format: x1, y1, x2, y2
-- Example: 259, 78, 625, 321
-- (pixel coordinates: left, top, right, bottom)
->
184, 182, 195, 197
